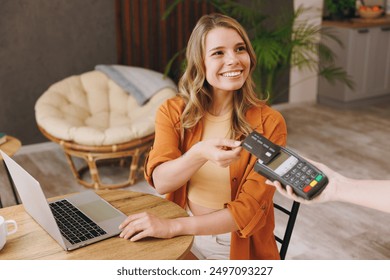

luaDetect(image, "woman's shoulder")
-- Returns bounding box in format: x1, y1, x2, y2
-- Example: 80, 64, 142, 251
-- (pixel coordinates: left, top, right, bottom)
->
159, 95, 185, 114
160, 95, 184, 109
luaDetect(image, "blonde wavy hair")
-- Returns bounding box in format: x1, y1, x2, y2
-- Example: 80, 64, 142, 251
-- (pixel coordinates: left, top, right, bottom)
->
178, 13, 263, 140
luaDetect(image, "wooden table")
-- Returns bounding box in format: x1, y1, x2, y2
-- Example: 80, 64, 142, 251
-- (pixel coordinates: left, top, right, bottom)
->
0, 135, 22, 159
0, 190, 193, 259
0, 135, 22, 206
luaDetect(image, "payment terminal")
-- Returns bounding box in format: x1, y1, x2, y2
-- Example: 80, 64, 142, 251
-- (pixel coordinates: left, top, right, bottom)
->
242, 131, 328, 200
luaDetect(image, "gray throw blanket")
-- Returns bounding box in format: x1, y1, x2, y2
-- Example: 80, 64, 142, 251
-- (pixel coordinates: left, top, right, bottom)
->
95, 64, 177, 105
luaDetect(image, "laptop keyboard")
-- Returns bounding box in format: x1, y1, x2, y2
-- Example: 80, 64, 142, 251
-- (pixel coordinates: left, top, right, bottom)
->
49, 199, 107, 245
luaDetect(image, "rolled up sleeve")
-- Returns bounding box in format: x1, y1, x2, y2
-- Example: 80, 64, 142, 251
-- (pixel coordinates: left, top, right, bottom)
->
144, 99, 182, 187
227, 171, 275, 238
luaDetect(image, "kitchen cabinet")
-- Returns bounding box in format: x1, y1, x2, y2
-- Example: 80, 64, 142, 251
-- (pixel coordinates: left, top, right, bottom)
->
318, 19, 390, 104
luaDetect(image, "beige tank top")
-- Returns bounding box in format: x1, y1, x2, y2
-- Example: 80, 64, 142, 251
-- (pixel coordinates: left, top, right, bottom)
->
187, 110, 232, 209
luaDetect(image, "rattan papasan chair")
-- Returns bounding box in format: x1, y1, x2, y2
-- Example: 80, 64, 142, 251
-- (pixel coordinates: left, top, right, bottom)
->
35, 65, 177, 189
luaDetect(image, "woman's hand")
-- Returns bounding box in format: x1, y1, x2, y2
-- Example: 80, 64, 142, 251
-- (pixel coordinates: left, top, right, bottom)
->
119, 212, 178, 241
193, 138, 242, 167
151, 138, 242, 194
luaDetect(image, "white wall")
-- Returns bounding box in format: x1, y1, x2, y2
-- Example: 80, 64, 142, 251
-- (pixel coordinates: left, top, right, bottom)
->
289, 0, 324, 104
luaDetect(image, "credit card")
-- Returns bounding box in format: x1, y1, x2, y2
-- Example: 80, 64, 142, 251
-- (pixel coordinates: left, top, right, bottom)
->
241, 131, 281, 164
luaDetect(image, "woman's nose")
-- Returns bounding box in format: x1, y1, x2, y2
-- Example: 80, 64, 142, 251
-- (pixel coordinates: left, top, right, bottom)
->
226, 52, 239, 65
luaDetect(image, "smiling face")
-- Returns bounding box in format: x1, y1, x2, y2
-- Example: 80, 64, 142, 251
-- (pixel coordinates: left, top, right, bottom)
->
204, 27, 251, 95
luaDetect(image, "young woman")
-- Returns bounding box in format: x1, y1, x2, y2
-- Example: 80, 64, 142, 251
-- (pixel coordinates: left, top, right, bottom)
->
119, 13, 287, 260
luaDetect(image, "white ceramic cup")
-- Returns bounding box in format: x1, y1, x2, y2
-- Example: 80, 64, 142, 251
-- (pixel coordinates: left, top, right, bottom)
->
0, 215, 18, 251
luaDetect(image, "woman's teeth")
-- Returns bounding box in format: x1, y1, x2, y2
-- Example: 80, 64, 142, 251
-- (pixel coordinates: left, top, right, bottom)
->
222, 71, 241, 77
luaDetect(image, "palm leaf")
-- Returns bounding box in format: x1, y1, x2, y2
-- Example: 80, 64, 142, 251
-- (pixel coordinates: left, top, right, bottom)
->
319, 66, 355, 89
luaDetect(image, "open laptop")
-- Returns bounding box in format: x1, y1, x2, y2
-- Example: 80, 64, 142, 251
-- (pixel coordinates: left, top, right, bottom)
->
0, 150, 128, 251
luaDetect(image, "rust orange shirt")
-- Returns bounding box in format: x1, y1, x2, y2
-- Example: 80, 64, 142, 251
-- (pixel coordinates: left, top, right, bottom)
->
144, 96, 287, 260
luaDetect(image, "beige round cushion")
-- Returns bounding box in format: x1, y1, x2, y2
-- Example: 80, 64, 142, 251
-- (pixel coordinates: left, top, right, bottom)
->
35, 70, 176, 146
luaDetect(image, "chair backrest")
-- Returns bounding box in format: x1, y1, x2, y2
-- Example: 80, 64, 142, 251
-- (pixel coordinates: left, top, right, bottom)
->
274, 201, 300, 260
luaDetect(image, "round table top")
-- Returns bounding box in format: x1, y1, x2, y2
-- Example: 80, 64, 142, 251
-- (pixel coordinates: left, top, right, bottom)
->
0, 135, 22, 160
0, 190, 194, 260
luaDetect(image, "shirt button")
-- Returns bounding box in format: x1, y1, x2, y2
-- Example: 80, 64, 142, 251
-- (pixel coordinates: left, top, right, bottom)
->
232, 178, 237, 182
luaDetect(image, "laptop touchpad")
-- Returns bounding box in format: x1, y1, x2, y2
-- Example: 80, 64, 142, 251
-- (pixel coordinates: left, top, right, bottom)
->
78, 200, 121, 223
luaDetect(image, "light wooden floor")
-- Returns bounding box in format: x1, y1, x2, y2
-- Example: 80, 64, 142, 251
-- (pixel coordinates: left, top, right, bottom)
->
1, 101, 389, 259
273, 101, 390, 259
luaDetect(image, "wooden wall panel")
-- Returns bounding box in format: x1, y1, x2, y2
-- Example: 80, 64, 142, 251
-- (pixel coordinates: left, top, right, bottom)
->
115, 0, 215, 82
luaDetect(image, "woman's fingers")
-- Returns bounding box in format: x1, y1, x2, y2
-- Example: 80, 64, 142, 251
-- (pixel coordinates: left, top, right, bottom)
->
200, 138, 242, 166
213, 138, 242, 149
119, 212, 151, 239
119, 212, 174, 241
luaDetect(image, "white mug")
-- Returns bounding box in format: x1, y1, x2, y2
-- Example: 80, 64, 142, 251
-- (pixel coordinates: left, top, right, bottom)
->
0, 215, 18, 251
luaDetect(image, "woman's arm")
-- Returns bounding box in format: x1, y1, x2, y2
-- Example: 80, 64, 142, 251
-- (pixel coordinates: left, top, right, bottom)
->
119, 208, 238, 241
121, 137, 242, 240
145, 99, 241, 194
152, 138, 242, 194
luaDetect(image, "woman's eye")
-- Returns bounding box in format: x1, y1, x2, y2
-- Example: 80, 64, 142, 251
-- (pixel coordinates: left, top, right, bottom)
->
212, 51, 223, 56
237, 46, 246, 52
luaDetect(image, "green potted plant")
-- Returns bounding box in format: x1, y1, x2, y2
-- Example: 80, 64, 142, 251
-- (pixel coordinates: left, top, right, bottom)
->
324, 0, 357, 20
163, 0, 354, 104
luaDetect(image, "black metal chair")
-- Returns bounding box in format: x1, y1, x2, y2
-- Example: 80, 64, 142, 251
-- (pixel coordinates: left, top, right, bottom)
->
274, 201, 300, 260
